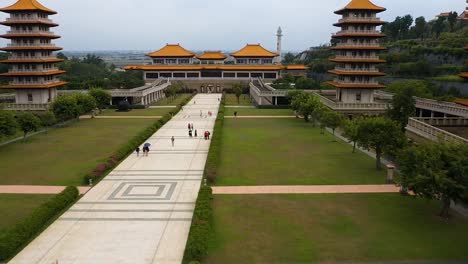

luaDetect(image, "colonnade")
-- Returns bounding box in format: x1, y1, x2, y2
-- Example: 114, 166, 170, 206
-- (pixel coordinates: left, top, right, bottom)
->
141, 90, 165, 106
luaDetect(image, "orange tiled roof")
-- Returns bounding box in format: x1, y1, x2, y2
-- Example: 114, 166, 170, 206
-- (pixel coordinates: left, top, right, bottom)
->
1, 33, 60, 39
331, 45, 386, 50
0, 70, 65, 76
335, 0, 386, 14
123, 65, 285, 71
459, 72, 468, 79
327, 81, 385, 89
464, 45, 468, 50
231, 44, 278, 58
0, 81, 68, 89
285, 65, 309, 70
0, 58, 64, 63
454, 98, 468, 106
328, 69, 386, 76
0, 20, 58, 27
197, 51, 227, 60
0, 0, 57, 14
147, 44, 195, 58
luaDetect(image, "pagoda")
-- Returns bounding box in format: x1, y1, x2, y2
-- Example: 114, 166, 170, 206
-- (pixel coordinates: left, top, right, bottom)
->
0, 0, 66, 105
328, 0, 386, 104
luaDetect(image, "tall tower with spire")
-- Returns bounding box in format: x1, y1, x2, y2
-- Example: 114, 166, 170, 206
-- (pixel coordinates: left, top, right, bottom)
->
276, 26, 283, 64
328, 0, 386, 104
0, 0, 67, 105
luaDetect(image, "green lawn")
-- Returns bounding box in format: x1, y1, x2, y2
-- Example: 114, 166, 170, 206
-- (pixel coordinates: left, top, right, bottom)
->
0, 194, 52, 232
100, 108, 174, 116
0, 118, 154, 186
224, 108, 294, 116
224, 94, 252, 106
151, 94, 191, 106
205, 194, 468, 263
217, 119, 385, 185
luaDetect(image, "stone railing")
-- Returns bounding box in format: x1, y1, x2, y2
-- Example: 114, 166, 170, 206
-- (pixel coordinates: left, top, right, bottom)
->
7, 30, 55, 35
313, 92, 389, 111
333, 30, 382, 35
7, 56, 58, 61
415, 117, 468, 127
406, 118, 468, 145
415, 98, 468, 118
7, 43, 56, 47
335, 43, 382, 47
333, 55, 381, 60
6, 17, 53, 23
1, 103, 49, 111
334, 67, 379, 72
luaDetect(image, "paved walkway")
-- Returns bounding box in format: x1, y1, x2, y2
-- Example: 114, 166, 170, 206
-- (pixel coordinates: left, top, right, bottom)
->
0, 185, 90, 195
11, 94, 221, 264
212, 185, 400, 194
149, 106, 177, 108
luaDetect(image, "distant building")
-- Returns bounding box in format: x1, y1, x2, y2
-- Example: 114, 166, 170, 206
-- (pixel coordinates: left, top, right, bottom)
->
124, 40, 308, 92
0, 0, 67, 105
328, 0, 387, 104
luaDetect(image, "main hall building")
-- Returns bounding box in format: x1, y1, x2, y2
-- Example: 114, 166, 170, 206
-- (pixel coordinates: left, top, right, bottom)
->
124, 42, 307, 92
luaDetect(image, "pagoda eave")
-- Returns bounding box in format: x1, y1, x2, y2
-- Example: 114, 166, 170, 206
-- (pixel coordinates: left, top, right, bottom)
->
331, 46, 386, 51
0, 81, 68, 89
332, 33, 385, 38
0, 70, 66, 76
334, 8, 386, 15
0, 33, 60, 39
0, 58, 64, 64
0, 21, 58, 27
329, 58, 386, 63
0, 46, 62, 51
333, 21, 385, 26
328, 70, 385, 76
327, 81, 385, 89
459, 72, 468, 79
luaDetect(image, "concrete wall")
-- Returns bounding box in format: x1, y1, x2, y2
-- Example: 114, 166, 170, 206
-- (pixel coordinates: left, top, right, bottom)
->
337, 89, 374, 103
15, 88, 56, 104
145, 79, 276, 92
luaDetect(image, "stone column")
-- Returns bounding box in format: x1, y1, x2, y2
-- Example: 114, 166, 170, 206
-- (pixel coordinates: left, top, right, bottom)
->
430, 111, 435, 118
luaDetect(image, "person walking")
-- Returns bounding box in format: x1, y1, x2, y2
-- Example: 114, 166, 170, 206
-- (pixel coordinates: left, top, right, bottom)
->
200, 110, 202, 117
189, 130, 193, 138
135, 147, 140, 157
188, 123, 191, 130
171, 136, 175, 147
234, 111, 238, 117
194, 130, 198, 137
143, 143, 151, 157
207, 131, 211, 140
191, 123, 194, 130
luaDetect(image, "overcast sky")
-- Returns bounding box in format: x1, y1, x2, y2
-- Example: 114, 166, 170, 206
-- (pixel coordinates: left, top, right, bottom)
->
0, 0, 464, 52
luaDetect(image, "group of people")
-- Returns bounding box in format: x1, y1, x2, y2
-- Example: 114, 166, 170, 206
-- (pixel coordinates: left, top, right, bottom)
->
188, 123, 197, 138
135, 142, 151, 157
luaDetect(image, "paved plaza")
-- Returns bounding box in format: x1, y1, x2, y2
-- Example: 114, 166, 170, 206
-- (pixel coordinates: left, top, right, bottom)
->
10, 94, 221, 264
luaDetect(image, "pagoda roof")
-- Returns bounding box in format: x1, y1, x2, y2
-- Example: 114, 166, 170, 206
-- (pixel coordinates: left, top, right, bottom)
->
327, 81, 385, 89
197, 51, 227, 60
454, 98, 468, 106
335, 0, 386, 14
0, 0, 57, 14
147, 44, 195, 58
231, 44, 278, 58
0, 81, 68, 89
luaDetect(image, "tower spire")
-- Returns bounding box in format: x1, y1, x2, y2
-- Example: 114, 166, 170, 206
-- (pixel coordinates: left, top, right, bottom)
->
276, 26, 283, 64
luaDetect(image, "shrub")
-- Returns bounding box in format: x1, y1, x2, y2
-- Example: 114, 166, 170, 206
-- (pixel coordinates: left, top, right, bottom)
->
50, 94, 79, 121
117, 100, 131, 112
0, 110, 18, 138
182, 186, 213, 264
0, 186, 79, 261
91, 163, 108, 177
16, 112, 41, 140
204, 99, 225, 184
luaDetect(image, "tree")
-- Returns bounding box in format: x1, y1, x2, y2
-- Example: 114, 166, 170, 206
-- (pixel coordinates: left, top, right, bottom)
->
89, 87, 111, 112
232, 83, 243, 104
38, 111, 56, 133
356, 117, 406, 170
321, 110, 343, 136
290, 92, 322, 122
387, 85, 416, 131
447, 12, 458, 32
16, 112, 41, 140
282, 52, 296, 64
343, 118, 361, 153
56, 52, 68, 60
73, 93, 97, 115
413, 16, 427, 40
50, 95, 79, 121
432, 17, 445, 39
0, 111, 18, 138
398, 142, 468, 218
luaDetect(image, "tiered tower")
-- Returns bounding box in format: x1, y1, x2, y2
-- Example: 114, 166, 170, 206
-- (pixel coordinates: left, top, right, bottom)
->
0, 0, 66, 104
328, 0, 386, 104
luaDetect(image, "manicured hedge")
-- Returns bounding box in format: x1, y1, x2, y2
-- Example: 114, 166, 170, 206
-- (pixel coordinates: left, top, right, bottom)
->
204, 97, 225, 184
182, 186, 213, 264
84, 94, 194, 184
0, 186, 79, 261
